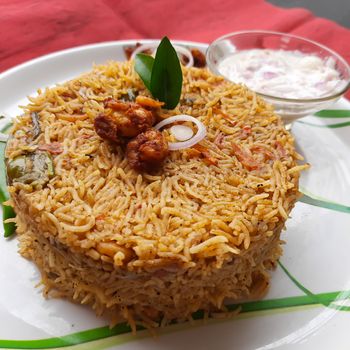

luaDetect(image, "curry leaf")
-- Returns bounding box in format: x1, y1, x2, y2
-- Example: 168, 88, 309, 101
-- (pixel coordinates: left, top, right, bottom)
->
150, 37, 183, 109
135, 53, 154, 91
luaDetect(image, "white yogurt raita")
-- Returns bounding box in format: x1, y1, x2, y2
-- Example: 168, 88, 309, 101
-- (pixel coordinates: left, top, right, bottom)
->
218, 49, 346, 99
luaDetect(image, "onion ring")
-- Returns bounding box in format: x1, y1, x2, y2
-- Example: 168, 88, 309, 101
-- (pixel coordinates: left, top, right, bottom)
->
154, 114, 206, 150
130, 43, 194, 68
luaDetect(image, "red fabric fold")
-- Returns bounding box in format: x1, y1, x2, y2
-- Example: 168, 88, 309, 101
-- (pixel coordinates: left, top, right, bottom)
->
1, 0, 350, 73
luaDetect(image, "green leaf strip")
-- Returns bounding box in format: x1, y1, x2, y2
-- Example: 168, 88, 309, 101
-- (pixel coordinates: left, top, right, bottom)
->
314, 109, 350, 118
297, 120, 350, 128
279, 261, 350, 312
299, 188, 350, 214
278, 261, 327, 306
2, 287, 350, 349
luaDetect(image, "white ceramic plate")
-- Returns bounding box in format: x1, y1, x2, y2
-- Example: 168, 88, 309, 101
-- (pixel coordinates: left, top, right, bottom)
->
1, 40, 350, 350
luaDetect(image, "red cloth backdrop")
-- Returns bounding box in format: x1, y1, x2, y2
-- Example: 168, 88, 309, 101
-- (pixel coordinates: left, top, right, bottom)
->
1, 0, 350, 72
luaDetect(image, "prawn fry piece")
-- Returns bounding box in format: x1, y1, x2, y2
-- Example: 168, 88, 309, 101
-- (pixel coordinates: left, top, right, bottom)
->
94, 100, 156, 142
126, 129, 169, 171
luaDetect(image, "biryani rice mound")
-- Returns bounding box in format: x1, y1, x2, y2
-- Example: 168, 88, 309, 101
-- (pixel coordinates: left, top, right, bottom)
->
6, 60, 306, 329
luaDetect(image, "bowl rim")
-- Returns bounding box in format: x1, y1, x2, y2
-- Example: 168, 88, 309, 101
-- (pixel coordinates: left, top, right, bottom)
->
206, 30, 350, 103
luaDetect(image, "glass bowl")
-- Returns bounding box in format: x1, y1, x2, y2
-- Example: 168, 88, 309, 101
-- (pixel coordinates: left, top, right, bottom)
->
206, 30, 350, 124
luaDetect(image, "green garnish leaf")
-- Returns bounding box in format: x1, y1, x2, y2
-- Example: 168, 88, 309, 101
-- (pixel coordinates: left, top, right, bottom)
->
150, 37, 183, 109
134, 36, 183, 109
135, 53, 154, 91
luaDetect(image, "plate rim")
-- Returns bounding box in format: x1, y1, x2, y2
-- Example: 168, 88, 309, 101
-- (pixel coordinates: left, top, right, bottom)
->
0, 39, 209, 81
1, 38, 350, 350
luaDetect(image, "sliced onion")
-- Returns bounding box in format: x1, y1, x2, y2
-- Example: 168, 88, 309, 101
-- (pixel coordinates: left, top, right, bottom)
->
130, 42, 194, 68
130, 43, 159, 60
0, 133, 8, 142
154, 115, 206, 150
170, 125, 194, 141
171, 45, 194, 68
